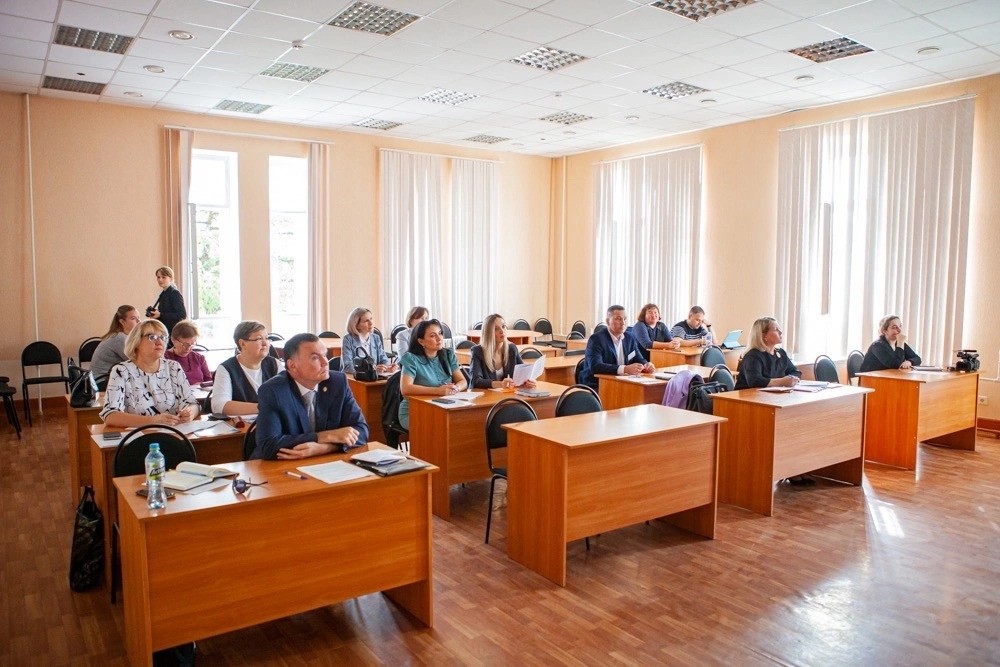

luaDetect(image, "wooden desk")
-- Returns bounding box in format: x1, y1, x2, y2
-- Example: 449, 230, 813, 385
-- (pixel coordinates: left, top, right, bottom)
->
464, 330, 543, 345
566, 338, 587, 352
504, 404, 723, 586
347, 377, 387, 444
596, 374, 667, 410
649, 347, 703, 367
407, 382, 562, 519
89, 420, 245, 587
66, 394, 103, 503
537, 355, 581, 386
271, 337, 342, 359
712, 385, 872, 516
858, 370, 979, 469
454, 344, 558, 366
114, 447, 434, 666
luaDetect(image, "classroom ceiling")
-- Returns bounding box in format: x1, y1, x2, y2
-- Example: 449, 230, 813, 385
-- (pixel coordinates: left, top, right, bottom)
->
1, 0, 998, 156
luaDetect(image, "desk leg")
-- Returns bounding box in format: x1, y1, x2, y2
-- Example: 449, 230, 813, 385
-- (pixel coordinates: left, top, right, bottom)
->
90, 441, 114, 588
508, 432, 567, 586
925, 426, 977, 451
716, 404, 776, 516
119, 493, 154, 667
408, 402, 451, 520
659, 502, 716, 539
811, 457, 863, 485
68, 407, 82, 504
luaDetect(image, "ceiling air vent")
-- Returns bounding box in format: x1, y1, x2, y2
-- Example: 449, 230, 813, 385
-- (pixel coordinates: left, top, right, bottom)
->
54, 24, 134, 54
42, 76, 106, 95
329, 2, 420, 36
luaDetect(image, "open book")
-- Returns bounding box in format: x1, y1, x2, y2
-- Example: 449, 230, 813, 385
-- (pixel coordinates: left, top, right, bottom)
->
163, 461, 238, 491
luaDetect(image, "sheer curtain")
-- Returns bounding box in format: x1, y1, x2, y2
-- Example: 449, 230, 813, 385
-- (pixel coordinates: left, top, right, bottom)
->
164, 128, 193, 303
593, 146, 702, 324
451, 158, 496, 330
307, 142, 332, 334
380, 149, 444, 329
777, 98, 974, 363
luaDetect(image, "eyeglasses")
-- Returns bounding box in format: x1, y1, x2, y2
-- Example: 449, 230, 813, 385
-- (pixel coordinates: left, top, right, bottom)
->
245, 336, 269, 344
143, 334, 167, 343
173, 340, 195, 349
232, 478, 268, 494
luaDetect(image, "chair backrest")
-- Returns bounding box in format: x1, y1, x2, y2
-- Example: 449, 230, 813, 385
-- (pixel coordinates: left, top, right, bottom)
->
571, 320, 586, 336
22, 341, 64, 369
567, 330, 585, 341
709, 364, 735, 391
78, 337, 102, 364
511, 319, 530, 331
268, 344, 279, 359
267, 333, 284, 341
519, 347, 544, 360
329, 357, 342, 372
390, 324, 406, 344
381, 371, 407, 448
114, 425, 197, 477
484, 398, 536, 470
846, 350, 864, 383
472, 321, 483, 330
192, 343, 209, 352
700, 345, 726, 368
813, 355, 840, 383
439, 321, 453, 339
242, 422, 257, 460
456, 339, 474, 350
317, 330, 337, 338
533, 318, 553, 336
574, 357, 587, 385
555, 384, 602, 417
202, 388, 214, 414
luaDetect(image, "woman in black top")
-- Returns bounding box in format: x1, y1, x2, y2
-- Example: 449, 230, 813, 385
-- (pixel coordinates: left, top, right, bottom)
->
734, 317, 801, 390
149, 266, 187, 337
469, 314, 537, 390
860, 315, 922, 372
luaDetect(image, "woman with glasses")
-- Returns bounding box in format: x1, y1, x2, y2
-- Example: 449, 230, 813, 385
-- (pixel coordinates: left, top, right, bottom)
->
398, 319, 467, 429
164, 319, 211, 386
100, 319, 200, 428
341, 307, 397, 375
469, 314, 536, 390
91, 304, 142, 390
210, 320, 283, 415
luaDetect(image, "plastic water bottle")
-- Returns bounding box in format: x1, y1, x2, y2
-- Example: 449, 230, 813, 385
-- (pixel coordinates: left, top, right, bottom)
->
145, 443, 167, 510
705, 328, 714, 347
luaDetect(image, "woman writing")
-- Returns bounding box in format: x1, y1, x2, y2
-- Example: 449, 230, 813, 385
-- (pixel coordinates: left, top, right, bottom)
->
341, 307, 397, 374
632, 303, 679, 361
100, 319, 200, 428
734, 317, 802, 390
91, 305, 142, 390
395, 306, 429, 358
470, 314, 537, 389
860, 315, 922, 372
211, 320, 282, 415
398, 319, 467, 429
148, 266, 187, 338
164, 319, 212, 386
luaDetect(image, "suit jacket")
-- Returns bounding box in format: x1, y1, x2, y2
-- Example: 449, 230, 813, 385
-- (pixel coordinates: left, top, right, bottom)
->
581, 328, 646, 389
155, 284, 187, 335
253, 370, 368, 459
469, 343, 522, 389
341, 332, 389, 373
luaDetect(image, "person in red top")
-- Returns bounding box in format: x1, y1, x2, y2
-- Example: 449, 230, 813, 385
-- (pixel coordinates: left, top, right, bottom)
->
164, 319, 212, 386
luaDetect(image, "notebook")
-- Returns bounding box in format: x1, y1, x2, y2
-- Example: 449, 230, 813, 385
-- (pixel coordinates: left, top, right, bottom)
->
719, 330, 743, 349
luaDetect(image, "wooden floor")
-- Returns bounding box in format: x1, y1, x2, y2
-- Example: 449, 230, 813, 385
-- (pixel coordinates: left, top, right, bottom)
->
2, 408, 999, 665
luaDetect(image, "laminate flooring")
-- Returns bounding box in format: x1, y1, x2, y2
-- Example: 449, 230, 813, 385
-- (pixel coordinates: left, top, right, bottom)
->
2, 409, 998, 665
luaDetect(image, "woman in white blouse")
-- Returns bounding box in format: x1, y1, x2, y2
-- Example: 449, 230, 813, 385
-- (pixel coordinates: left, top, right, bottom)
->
395, 306, 429, 358
341, 307, 397, 374
100, 319, 200, 428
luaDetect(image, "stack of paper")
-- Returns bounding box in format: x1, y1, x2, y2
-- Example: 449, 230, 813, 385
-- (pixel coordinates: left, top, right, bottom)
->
351, 449, 407, 466
297, 460, 374, 484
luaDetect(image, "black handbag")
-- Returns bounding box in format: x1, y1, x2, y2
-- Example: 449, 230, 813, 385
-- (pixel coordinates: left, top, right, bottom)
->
69, 486, 104, 592
68, 358, 99, 408
353, 347, 379, 382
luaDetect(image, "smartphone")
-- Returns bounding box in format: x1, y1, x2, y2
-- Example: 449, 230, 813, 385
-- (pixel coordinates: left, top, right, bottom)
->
431, 398, 455, 405
102, 432, 122, 440
135, 488, 175, 499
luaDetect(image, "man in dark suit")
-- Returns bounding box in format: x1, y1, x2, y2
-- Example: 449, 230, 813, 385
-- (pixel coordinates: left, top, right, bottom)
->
580, 305, 655, 389
253, 333, 369, 460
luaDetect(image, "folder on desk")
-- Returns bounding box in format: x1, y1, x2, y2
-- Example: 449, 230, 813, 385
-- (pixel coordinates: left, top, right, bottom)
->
352, 458, 430, 477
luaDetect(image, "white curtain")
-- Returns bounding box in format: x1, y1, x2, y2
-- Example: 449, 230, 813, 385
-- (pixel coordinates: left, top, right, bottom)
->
307, 142, 332, 334
164, 128, 193, 306
451, 158, 496, 330
593, 146, 702, 324
777, 98, 974, 364
380, 149, 444, 329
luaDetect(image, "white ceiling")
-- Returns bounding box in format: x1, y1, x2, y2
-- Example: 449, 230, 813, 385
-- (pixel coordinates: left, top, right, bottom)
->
1, 0, 998, 156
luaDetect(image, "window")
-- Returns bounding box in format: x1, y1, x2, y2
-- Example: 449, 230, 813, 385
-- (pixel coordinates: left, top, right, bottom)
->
188, 149, 241, 348
593, 146, 702, 324
776, 98, 974, 363
269, 156, 309, 337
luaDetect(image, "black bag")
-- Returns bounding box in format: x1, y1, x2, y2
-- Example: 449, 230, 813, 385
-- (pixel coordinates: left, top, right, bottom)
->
685, 378, 726, 415
353, 347, 378, 382
69, 486, 104, 592
68, 358, 99, 408
380, 371, 407, 449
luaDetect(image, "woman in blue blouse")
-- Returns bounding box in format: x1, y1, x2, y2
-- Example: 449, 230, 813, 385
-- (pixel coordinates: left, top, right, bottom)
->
632, 303, 679, 361
398, 319, 467, 429
341, 307, 397, 374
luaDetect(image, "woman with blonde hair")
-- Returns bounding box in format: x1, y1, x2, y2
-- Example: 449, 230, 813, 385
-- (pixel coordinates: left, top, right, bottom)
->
395, 305, 429, 358
469, 314, 537, 389
100, 319, 199, 428
734, 317, 801, 390
341, 307, 396, 374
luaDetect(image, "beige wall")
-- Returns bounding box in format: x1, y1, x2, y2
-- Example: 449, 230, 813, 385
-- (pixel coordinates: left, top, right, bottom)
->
558, 73, 1000, 417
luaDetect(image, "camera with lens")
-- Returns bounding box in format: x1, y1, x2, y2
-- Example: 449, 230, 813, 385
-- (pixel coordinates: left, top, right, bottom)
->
145, 306, 156, 317
953, 349, 980, 372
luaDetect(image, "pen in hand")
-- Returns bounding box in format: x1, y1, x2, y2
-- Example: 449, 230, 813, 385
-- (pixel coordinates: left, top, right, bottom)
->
285, 471, 307, 480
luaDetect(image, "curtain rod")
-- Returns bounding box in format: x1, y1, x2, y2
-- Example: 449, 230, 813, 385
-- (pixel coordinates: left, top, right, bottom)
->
379, 147, 503, 163
163, 124, 335, 145
777, 93, 977, 133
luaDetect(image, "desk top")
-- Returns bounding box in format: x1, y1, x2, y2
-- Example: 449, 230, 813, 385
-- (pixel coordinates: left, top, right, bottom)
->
89, 418, 248, 450
596, 373, 668, 386
113, 444, 435, 518
857, 369, 976, 384
465, 330, 543, 340
503, 403, 724, 447
409, 380, 565, 411
713, 384, 872, 408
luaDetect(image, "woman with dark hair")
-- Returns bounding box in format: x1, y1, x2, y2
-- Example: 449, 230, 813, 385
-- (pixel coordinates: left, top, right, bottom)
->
90, 305, 142, 390
164, 319, 212, 385
148, 266, 187, 337
632, 303, 679, 361
469, 314, 536, 389
860, 315, 922, 372
398, 319, 467, 429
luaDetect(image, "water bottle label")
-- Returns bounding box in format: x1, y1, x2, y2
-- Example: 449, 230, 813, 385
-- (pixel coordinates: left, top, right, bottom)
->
148, 463, 164, 480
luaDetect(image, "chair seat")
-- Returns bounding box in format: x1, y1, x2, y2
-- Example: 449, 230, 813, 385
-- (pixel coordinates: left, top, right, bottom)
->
24, 375, 70, 385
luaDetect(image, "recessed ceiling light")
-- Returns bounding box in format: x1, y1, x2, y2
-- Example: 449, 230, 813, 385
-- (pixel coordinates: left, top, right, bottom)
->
418, 88, 478, 105
917, 46, 941, 56
540, 111, 592, 125
123, 91, 143, 97
701, 98, 717, 104
354, 118, 402, 130
651, 0, 757, 21
510, 46, 587, 72
643, 81, 708, 100
794, 74, 815, 82
789, 37, 872, 63
466, 134, 509, 144
329, 1, 420, 36
143, 65, 165, 74
54, 24, 134, 54
168, 30, 193, 41
260, 62, 330, 83
214, 99, 271, 114
42, 76, 106, 95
